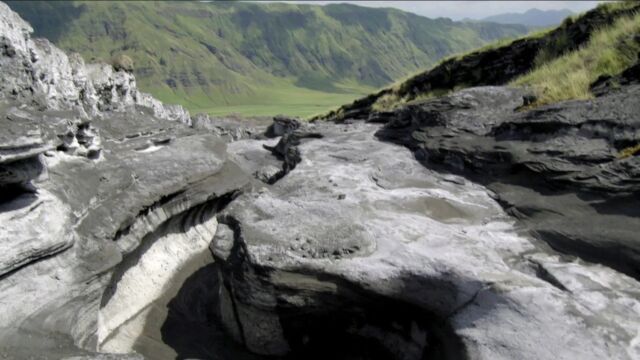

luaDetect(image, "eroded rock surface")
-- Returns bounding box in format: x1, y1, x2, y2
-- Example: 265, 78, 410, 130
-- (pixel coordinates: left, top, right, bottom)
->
1, 2, 639, 360
372, 84, 640, 280
0, 2, 190, 124
214, 122, 640, 359
0, 2, 251, 358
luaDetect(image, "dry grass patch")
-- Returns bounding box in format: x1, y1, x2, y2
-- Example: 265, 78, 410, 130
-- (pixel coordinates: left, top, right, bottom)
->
512, 11, 640, 106
618, 144, 640, 159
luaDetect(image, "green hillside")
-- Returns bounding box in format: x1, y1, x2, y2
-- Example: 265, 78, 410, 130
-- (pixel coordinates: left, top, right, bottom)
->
320, 1, 639, 119
512, 5, 640, 106
7, 1, 528, 117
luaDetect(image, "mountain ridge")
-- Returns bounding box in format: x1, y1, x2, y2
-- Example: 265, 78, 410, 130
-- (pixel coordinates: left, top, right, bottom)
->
6, 0, 528, 116
481, 8, 574, 28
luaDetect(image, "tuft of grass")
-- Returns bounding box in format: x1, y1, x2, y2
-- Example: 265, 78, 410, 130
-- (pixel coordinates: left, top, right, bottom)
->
371, 93, 403, 112
512, 11, 640, 106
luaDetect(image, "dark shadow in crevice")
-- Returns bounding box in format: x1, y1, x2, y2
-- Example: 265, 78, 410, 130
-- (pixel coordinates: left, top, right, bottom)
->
0, 187, 38, 212
274, 271, 472, 360
160, 263, 265, 360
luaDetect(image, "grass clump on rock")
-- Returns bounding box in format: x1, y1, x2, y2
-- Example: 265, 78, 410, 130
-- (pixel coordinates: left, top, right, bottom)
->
110, 54, 134, 73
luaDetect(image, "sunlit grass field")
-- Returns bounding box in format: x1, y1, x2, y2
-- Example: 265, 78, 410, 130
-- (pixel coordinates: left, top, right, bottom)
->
149, 77, 374, 118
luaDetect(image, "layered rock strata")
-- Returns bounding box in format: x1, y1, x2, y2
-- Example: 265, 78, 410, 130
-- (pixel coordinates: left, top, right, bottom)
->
0, 2, 250, 358
370, 84, 640, 280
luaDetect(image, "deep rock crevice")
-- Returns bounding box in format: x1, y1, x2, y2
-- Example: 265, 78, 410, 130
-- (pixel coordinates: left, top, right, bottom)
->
95, 187, 245, 356
213, 215, 469, 360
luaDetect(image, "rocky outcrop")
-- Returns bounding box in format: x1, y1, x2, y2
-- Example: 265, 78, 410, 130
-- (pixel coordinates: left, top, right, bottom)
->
0, 3, 249, 358
264, 115, 301, 138
212, 121, 640, 359
0, 105, 50, 193
0, 2, 190, 124
369, 84, 640, 281
1, 2, 640, 360
0, 105, 248, 358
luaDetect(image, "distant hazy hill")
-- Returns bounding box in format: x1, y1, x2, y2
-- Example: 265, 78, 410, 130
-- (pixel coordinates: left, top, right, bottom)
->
7, 1, 528, 116
481, 8, 573, 28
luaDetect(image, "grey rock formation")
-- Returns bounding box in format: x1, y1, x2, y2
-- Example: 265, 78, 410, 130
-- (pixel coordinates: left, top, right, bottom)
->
214, 121, 640, 359
0, 104, 247, 359
373, 85, 640, 280
0, 3, 250, 359
0, 105, 51, 192
1, 2, 639, 360
265, 115, 301, 138
0, 2, 190, 125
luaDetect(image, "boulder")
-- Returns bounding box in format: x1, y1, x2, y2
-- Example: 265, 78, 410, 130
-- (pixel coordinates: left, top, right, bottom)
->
110, 54, 134, 73
265, 115, 301, 138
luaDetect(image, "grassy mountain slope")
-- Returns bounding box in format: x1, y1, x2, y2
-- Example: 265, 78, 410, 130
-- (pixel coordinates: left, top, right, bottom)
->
512, 9, 640, 106
7, 1, 528, 117
321, 1, 640, 120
